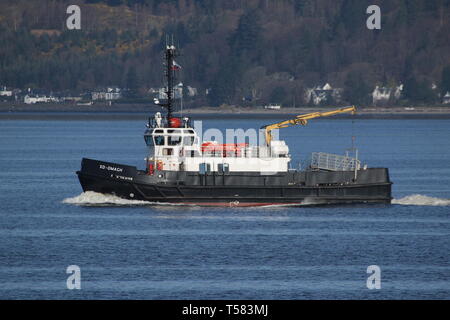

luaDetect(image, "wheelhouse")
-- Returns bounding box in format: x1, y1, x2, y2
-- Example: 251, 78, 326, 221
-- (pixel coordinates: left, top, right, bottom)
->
144, 128, 197, 147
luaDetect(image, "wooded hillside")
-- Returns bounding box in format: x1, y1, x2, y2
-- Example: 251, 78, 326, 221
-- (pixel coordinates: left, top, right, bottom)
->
1, 0, 449, 106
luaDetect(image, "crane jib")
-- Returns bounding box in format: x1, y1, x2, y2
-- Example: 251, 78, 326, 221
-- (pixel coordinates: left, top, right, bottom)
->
264, 106, 357, 145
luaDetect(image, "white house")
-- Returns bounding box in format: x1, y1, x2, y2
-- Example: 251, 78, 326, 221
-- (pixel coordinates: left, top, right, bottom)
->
305, 83, 342, 105
186, 86, 197, 97
61, 96, 83, 103
24, 94, 59, 104
158, 83, 183, 100
394, 84, 403, 99
443, 92, 450, 105
372, 84, 403, 105
372, 86, 391, 104
91, 87, 122, 101
264, 104, 281, 110
0, 86, 13, 97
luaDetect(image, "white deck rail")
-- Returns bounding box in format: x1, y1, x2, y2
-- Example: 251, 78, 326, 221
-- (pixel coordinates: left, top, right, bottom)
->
310, 152, 360, 171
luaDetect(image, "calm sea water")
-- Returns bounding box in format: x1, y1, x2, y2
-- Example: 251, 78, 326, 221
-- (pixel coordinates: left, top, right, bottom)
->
0, 114, 449, 299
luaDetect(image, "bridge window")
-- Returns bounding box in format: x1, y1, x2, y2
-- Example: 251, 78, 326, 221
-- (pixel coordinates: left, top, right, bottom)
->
168, 135, 182, 146
144, 135, 154, 146
185, 150, 198, 157
199, 163, 211, 174
183, 136, 195, 146
154, 135, 165, 146
218, 163, 229, 174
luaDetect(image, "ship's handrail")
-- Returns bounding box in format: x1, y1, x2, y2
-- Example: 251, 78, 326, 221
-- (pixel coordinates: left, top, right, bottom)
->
310, 152, 360, 171
147, 115, 191, 128
201, 145, 271, 158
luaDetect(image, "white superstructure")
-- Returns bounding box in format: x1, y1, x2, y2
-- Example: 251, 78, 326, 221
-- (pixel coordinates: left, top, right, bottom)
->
144, 113, 290, 173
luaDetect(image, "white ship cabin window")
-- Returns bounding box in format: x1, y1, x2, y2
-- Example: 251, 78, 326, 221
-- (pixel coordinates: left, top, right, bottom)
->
183, 136, 195, 146
144, 135, 154, 146
218, 163, 229, 173
163, 148, 174, 156
153, 129, 165, 146
168, 135, 182, 146
167, 129, 182, 146
199, 163, 211, 174
154, 135, 165, 146
185, 150, 199, 157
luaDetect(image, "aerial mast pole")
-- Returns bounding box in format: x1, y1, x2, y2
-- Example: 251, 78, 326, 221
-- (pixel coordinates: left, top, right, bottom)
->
165, 44, 175, 125
153, 38, 181, 128
163, 39, 182, 127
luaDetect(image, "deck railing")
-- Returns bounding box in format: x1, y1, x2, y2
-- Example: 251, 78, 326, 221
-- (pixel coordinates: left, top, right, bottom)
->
202, 145, 271, 158
310, 152, 360, 171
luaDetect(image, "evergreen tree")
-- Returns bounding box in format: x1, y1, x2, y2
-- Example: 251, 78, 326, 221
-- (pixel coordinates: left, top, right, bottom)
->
339, 0, 367, 35
126, 66, 139, 96
208, 58, 242, 106
229, 11, 262, 55
107, 0, 124, 6
344, 71, 371, 106
440, 65, 450, 95
270, 86, 286, 104
403, 77, 436, 104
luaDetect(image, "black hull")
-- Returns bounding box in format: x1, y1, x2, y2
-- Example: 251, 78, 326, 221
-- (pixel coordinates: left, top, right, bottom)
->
76, 158, 392, 207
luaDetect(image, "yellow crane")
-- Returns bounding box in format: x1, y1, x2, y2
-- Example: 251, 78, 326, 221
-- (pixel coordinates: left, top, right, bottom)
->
262, 106, 357, 145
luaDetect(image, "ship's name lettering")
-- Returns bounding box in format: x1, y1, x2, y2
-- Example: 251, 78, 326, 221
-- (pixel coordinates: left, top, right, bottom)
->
99, 164, 123, 173
115, 175, 133, 181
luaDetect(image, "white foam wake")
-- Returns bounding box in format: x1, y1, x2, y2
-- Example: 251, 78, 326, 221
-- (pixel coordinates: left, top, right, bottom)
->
63, 191, 151, 206
392, 194, 450, 206
63, 192, 450, 207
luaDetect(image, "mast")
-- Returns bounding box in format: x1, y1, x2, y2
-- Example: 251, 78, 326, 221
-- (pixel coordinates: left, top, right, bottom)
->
165, 44, 176, 125
151, 39, 182, 128
163, 39, 183, 127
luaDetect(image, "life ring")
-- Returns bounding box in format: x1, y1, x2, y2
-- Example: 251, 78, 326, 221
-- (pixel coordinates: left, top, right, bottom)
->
148, 163, 155, 175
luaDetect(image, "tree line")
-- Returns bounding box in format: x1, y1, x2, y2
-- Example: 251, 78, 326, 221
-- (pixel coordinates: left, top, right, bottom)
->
0, 0, 449, 106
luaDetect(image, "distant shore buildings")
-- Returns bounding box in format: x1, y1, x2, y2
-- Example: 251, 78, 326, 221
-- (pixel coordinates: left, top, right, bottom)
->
24, 94, 59, 104
0, 80, 448, 106
371, 84, 403, 105
264, 104, 281, 110
304, 83, 342, 105
443, 92, 450, 105
91, 87, 122, 101
0, 86, 13, 97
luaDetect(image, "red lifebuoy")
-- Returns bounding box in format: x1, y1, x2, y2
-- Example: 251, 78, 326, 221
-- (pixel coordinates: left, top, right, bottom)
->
157, 161, 163, 171
148, 163, 154, 175
169, 117, 182, 128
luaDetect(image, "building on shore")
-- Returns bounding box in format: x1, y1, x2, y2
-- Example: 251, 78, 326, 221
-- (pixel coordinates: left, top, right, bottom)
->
304, 83, 342, 106
443, 92, 450, 105
91, 87, 122, 101
371, 84, 403, 105
24, 94, 59, 104
0, 86, 13, 97
264, 104, 281, 110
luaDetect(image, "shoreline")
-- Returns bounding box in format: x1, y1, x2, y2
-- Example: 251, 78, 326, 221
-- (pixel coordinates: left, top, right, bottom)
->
179, 106, 450, 115
1, 104, 450, 120
1, 102, 450, 113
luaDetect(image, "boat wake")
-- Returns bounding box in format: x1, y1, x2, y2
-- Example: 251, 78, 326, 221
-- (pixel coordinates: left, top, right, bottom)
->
63, 191, 153, 206
392, 194, 450, 206
63, 192, 450, 207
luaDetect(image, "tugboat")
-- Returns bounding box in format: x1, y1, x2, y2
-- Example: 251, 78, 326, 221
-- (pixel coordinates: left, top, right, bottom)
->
76, 44, 392, 206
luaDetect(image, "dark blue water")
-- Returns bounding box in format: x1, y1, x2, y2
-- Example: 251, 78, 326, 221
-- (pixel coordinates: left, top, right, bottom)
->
0, 115, 449, 299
